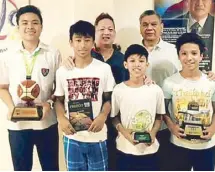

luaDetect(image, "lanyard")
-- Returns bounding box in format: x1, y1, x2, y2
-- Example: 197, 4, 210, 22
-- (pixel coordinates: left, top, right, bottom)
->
22, 49, 40, 80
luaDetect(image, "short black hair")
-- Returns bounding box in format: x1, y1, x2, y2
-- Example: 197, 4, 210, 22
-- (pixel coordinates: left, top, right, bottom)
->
139, 10, 161, 23
69, 20, 95, 40
16, 5, 43, 25
124, 44, 148, 61
176, 33, 206, 55
94, 13, 115, 28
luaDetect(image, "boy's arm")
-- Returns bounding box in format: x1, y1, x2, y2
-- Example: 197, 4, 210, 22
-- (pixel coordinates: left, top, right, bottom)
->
54, 67, 75, 135
201, 102, 215, 139
55, 96, 76, 135
88, 91, 112, 132
112, 114, 138, 145
149, 114, 162, 143
0, 84, 15, 119
164, 99, 185, 138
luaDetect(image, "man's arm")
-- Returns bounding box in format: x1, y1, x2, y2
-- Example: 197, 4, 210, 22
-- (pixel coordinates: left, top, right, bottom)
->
88, 92, 112, 132
55, 96, 76, 135
0, 84, 15, 119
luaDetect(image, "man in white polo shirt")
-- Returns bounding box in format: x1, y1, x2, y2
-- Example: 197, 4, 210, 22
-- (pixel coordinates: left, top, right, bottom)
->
0, 5, 61, 171
139, 10, 181, 170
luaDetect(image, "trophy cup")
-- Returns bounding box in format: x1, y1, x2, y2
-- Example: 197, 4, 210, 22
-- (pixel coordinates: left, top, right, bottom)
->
11, 80, 43, 121
180, 101, 204, 140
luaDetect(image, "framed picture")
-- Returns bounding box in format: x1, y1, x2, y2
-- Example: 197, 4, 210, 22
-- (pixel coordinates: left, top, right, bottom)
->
154, 0, 215, 71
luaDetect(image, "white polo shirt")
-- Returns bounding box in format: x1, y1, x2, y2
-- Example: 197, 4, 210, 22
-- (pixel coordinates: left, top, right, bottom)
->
141, 39, 181, 130
0, 41, 61, 130
142, 39, 181, 88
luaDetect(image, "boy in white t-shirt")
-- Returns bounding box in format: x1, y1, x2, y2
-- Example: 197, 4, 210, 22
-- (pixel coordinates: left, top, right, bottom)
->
111, 44, 165, 171
54, 20, 115, 171
162, 33, 215, 171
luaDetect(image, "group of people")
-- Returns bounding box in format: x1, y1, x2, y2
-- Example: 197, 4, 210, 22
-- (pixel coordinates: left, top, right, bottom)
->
0, 1, 215, 171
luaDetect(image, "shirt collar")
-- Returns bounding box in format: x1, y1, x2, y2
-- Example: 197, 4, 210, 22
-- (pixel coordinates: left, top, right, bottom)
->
15, 41, 48, 54
142, 38, 164, 51
189, 13, 208, 28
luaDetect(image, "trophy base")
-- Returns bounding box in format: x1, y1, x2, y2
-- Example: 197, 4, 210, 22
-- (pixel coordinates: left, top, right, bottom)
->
133, 132, 152, 143
11, 105, 43, 121
182, 122, 204, 140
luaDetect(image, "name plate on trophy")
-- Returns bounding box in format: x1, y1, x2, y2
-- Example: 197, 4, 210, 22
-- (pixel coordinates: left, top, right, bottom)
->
133, 132, 152, 143
11, 104, 43, 121
182, 122, 204, 140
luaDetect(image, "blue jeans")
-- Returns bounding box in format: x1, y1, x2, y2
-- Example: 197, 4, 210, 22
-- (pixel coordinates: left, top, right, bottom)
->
63, 137, 108, 171
8, 124, 59, 171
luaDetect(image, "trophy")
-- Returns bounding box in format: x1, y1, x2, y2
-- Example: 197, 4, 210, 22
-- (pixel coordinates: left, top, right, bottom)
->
11, 80, 43, 121
130, 110, 153, 143
179, 101, 205, 140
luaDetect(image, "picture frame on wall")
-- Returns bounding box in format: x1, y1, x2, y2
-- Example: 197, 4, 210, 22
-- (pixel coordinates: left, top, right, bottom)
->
154, 0, 215, 71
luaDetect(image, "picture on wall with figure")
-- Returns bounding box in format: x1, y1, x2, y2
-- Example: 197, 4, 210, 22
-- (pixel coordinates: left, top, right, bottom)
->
154, 0, 215, 71
0, 0, 30, 52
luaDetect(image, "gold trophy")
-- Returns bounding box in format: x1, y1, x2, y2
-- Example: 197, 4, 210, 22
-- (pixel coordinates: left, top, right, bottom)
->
11, 80, 43, 121
180, 101, 204, 140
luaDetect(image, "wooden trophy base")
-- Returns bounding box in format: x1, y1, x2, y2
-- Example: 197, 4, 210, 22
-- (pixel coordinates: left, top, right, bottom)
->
11, 104, 43, 121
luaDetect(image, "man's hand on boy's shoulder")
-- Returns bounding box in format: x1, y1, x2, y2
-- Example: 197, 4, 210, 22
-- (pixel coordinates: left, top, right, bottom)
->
58, 115, 76, 135
61, 56, 75, 70
88, 113, 107, 132
144, 76, 155, 86
203, 70, 215, 81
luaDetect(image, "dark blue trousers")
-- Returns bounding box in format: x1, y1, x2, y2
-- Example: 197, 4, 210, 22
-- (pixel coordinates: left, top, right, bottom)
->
170, 143, 215, 171
8, 124, 59, 171
116, 149, 158, 171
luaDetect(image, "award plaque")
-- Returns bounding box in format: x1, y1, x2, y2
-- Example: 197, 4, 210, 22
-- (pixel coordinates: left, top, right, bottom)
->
133, 132, 152, 143
181, 121, 204, 140
180, 101, 205, 140
11, 80, 43, 121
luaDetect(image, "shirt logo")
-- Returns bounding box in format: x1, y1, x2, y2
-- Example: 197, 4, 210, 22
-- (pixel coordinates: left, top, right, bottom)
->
41, 68, 49, 77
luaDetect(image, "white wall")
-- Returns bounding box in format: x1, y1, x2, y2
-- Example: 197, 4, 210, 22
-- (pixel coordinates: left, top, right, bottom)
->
0, 1, 154, 170
31, 0, 154, 57
0, 0, 215, 170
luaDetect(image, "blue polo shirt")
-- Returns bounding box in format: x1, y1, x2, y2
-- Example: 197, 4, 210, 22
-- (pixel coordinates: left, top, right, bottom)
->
91, 49, 128, 84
